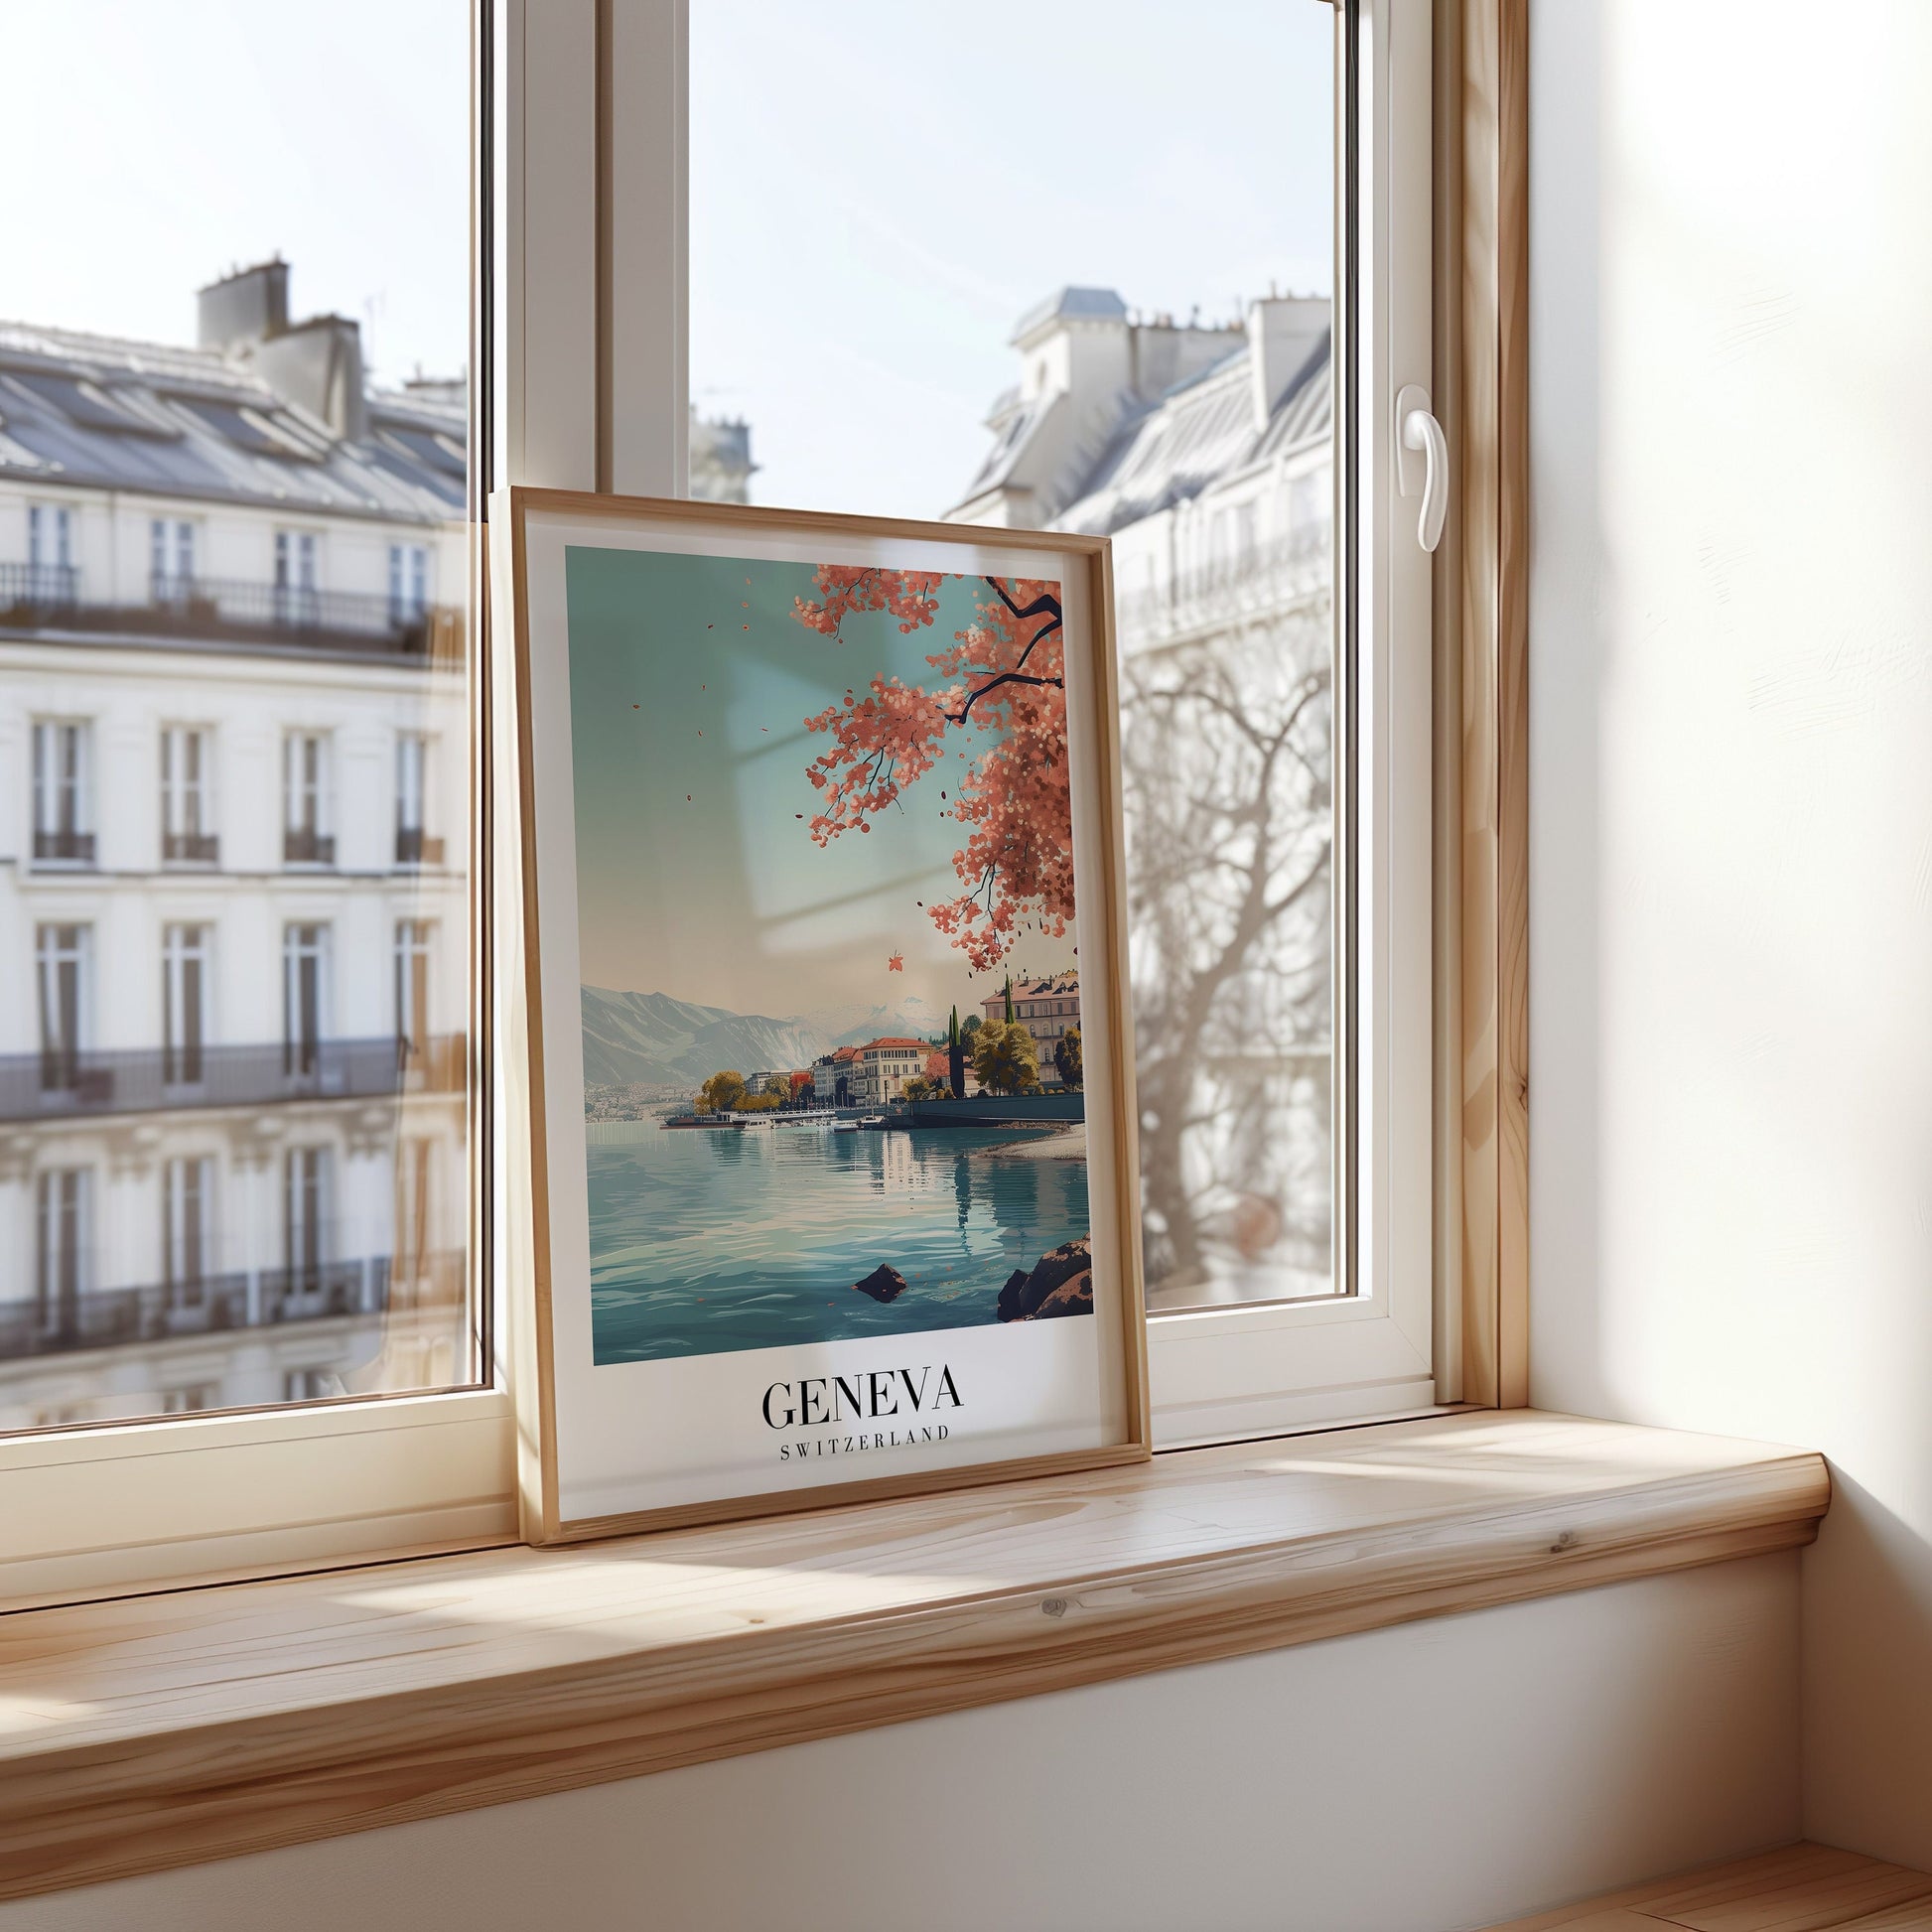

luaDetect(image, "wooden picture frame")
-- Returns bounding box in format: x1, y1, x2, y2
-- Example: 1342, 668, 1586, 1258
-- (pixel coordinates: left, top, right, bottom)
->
490, 486, 1151, 1545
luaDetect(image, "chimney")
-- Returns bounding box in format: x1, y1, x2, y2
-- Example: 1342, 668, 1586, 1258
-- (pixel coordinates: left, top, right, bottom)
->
1246, 295, 1329, 434
252, 317, 368, 442
197, 258, 289, 352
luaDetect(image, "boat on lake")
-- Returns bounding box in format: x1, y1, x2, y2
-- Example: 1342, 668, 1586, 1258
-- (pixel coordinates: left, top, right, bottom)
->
859, 1113, 888, 1130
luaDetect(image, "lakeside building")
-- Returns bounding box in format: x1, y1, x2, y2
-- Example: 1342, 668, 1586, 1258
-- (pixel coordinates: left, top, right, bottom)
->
980, 973, 1081, 1085
810, 1045, 859, 1107
949, 287, 1334, 1303
854, 1037, 926, 1107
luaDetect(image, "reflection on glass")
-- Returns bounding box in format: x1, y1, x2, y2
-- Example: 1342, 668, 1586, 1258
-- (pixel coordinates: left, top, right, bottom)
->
1, 0, 473, 1431
691, 0, 1335, 1312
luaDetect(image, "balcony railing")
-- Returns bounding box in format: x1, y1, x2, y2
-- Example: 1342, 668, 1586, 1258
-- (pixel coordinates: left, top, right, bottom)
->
283, 826, 337, 866
0, 1249, 467, 1364
163, 830, 219, 865
32, 828, 95, 865
394, 826, 447, 866
0, 562, 462, 662
1115, 524, 1331, 647
5, 1033, 466, 1120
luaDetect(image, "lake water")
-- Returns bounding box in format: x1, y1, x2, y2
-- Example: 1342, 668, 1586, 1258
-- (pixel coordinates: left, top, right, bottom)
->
585, 1120, 1090, 1364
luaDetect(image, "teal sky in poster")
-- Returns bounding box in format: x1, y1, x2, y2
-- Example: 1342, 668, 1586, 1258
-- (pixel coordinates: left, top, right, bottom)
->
563, 545, 1076, 1021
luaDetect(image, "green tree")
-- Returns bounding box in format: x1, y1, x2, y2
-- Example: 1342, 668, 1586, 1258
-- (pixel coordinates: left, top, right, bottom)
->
971, 1020, 1039, 1097
1002, 975, 1016, 1025
738, 1091, 781, 1112
761, 1073, 790, 1101
961, 1013, 982, 1040
1053, 1024, 1083, 1090
947, 1005, 966, 1099
902, 1075, 942, 1101
696, 1069, 748, 1115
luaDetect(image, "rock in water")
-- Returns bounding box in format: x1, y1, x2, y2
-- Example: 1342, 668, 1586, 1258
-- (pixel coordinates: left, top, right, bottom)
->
997, 1268, 1034, 1322
852, 1263, 908, 1304
997, 1238, 1093, 1320
1030, 1272, 1093, 1318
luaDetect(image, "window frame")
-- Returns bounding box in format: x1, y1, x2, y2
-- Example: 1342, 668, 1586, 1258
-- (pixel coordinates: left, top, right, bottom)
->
0, 0, 1530, 1610
0, 0, 527, 1608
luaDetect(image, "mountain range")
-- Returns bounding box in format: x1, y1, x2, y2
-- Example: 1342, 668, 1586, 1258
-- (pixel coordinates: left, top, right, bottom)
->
579, 986, 952, 1088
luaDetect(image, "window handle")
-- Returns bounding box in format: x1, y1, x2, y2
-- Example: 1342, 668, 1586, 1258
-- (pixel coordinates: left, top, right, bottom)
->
1395, 383, 1449, 555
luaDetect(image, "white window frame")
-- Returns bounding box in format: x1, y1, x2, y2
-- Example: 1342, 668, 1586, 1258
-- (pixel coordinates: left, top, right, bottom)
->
160, 723, 214, 862
281, 730, 334, 865
0, 0, 1445, 1608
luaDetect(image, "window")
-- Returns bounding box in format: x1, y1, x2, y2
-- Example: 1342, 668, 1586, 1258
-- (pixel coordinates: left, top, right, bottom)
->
162, 1155, 214, 1307
274, 530, 319, 624
389, 541, 429, 622
162, 923, 208, 1086
395, 918, 432, 1062
151, 517, 196, 602
2, 0, 482, 1589
282, 922, 330, 1077
687, 0, 1437, 1439
34, 1169, 91, 1343
36, 922, 90, 1094
283, 1146, 333, 1300
160, 725, 215, 864
27, 503, 74, 601
395, 733, 442, 864
282, 732, 334, 866
31, 719, 93, 865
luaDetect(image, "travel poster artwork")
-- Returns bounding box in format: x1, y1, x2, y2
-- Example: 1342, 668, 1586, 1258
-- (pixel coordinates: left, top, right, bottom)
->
566, 545, 1101, 1372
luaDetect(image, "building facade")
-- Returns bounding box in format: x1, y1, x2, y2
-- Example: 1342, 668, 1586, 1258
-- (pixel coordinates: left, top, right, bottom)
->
0, 261, 475, 1429
854, 1037, 925, 1106
950, 288, 1335, 1305
979, 974, 1081, 1084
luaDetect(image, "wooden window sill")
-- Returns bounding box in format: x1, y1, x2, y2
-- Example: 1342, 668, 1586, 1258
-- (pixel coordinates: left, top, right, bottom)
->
0, 1409, 1828, 1903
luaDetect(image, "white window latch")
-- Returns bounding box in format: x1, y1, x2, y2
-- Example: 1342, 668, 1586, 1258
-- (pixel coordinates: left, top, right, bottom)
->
1395, 383, 1449, 554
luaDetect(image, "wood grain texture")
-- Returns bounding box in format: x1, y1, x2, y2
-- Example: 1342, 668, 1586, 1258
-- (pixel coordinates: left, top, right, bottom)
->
0, 1411, 1825, 1902
1449, 0, 1531, 1407
1485, 1843, 1932, 1932
492, 487, 1151, 1547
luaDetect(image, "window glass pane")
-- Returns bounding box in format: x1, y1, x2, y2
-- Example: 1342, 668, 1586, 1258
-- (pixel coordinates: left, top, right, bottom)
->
1, 0, 475, 1432
690, 0, 1336, 1313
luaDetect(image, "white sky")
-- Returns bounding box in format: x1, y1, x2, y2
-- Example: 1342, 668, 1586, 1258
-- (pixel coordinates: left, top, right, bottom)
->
3, 0, 1331, 517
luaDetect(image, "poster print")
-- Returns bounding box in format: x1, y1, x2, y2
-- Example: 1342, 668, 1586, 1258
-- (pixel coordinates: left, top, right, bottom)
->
497, 491, 1148, 1542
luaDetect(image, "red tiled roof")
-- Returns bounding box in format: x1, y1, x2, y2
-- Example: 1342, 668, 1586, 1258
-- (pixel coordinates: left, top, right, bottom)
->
861, 1036, 927, 1052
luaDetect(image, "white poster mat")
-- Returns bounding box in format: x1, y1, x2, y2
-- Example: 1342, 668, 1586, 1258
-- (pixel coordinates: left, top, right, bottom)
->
519, 504, 1132, 1522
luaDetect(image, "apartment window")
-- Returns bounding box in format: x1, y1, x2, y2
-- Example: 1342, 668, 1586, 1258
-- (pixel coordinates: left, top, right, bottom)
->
162, 923, 208, 1087
31, 719, 93, 865
274, 530, 319, 625
160, 725, 216, 864
283, 1147, 332, 1298
388, 542, 429, 622
150, 517, 196, 601
36, 923, 89, 1093
35, 1169, 90, 1340
395, 918, 432, 1062
27, 503, 74, 601
282, 732, 334, 866
162, 1156, 214, 1307
395, 733, 441, 864
395, 1137, 432, 1290
282, 923, 330, 1077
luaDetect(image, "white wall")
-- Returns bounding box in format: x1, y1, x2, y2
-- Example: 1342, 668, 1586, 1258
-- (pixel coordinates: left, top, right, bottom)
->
0, 1559, 1798, 1932
1528, 0, 1932, 1867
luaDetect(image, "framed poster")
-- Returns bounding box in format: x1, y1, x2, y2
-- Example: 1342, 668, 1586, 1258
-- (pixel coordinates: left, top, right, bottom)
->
492, 487, 1149, 1543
